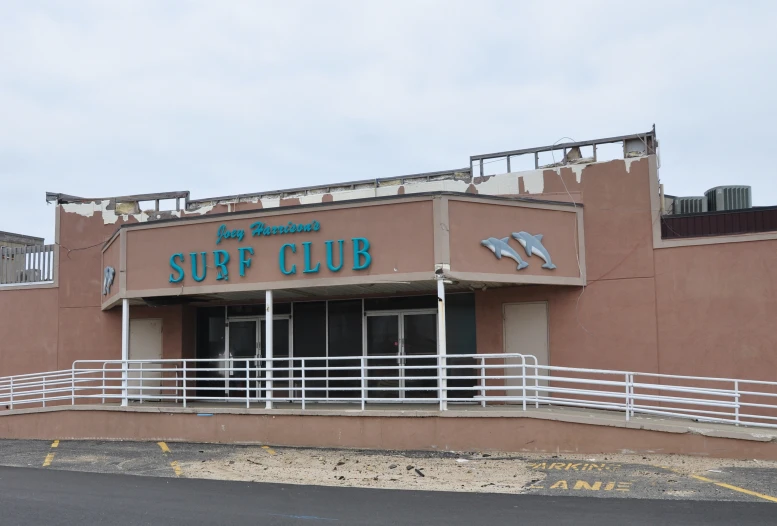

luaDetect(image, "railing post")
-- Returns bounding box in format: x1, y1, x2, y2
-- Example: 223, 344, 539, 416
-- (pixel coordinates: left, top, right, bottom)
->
625, 373, 631, 422
521, 358, 527, 411
734, 380, 740, 426
255, 358, 260, 401
480, 357, 486, 408
9, 377, 13, 410
246, 360, 250, 409
71, 368, 76, 406
182, 361, 187, 408
301, 358, 306, 411
436, 278, 447, 411
42, 376, 46, 408
139, 363, 143, 404
265, 290, 274, 410
360, 356, 366, 411
534, 358, 540, 408
121, 299, 130, 407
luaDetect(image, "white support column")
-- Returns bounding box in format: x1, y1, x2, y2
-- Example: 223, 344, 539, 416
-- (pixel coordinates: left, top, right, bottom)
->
265, 290, 274, 409
437, 279, 447, 411
121, 298, 130, 407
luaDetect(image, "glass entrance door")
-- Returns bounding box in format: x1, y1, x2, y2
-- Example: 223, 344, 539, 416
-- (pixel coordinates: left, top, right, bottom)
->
365, 310, 438, 401
226, 316, 292, 401
226, 320, 259, 399
402, 313, 438, 399
366, 315, 400, 399
224, 319, 261, 399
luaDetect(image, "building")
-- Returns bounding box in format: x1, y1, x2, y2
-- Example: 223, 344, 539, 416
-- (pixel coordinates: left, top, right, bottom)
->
1, 128, 776, 458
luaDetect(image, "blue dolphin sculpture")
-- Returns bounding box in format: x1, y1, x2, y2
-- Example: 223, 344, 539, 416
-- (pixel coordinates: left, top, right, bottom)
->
511, 232, 556, 270
103, 266, 115, 296
481, 237, 529, 270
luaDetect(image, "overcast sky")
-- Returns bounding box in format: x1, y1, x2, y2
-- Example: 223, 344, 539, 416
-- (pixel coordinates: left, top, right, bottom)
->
2, 1, 776, 242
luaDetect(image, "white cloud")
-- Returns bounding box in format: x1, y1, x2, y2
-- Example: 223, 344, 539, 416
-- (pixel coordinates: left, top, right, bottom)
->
1, 1, 776, 241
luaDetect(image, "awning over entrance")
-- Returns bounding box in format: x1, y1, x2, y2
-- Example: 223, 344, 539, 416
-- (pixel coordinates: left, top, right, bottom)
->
101, 192, 585, 309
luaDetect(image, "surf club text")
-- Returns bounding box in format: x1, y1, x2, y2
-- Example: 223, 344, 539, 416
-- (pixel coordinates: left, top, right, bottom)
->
170, 221, 371, 284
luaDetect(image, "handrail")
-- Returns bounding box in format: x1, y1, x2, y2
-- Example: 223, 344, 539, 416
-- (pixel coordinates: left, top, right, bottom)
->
0, 244, 56, 285
0, 352, 774, 430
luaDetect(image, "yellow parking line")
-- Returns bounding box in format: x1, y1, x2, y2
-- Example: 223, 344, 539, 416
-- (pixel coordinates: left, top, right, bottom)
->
157, 441, 182, 477
42, 439, 61, 466
690, 475, 777, 504
662, 466, 777, 504
261, 445, 276, 455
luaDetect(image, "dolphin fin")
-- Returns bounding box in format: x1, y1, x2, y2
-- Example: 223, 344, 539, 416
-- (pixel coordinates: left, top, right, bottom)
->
542, 263, 556, 270
535, 234, 543, 242
500, 237, 510, 243
517, 261, 529, 270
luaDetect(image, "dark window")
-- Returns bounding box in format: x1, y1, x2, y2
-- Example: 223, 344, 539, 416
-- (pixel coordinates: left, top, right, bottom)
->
445, 293, 477, 355
328, 300, 363, 398
228, 303, 291, 317
445, 293, 477, 400
293, 301, 327, 398
195, 307, 226, 399
364, 295, 437, 311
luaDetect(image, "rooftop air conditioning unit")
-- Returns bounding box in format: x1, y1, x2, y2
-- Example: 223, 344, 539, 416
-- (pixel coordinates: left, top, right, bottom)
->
672, 196, 707, 215
705, 186, 752, 212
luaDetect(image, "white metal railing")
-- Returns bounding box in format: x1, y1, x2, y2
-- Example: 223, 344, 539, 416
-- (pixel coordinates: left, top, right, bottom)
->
0, 353, 776, 429
0, 244, 55, 285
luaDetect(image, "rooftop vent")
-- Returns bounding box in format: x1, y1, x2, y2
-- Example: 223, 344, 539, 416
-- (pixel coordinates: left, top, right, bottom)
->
705, 186, 752, 212
673, 196, 707, 215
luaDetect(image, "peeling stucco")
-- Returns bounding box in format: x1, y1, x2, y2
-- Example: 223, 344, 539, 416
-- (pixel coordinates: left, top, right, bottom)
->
299, 193, 326, 205
186, 203, 215, 216
569, 164, 586, 183
520, 170, 545, 194
56, 148, 647, 227
61, 199, 189, 225
624, 157, 640, 174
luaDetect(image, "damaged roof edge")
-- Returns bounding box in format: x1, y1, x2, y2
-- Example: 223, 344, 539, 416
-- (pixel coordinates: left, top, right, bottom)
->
44, 166, 471, 209
184, 167, 473, 207
46, 126, 657, 209
46, 191, 190, 205
103, 191, 583, 241
471, 127, 657, 162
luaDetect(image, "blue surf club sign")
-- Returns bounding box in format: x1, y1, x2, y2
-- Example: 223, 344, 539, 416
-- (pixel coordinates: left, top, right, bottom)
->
168, 220, 371, 283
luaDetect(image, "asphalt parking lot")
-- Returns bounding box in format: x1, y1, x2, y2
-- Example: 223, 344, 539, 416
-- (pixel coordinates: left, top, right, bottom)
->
3, 465, 775, 526
1, 439, 775, 504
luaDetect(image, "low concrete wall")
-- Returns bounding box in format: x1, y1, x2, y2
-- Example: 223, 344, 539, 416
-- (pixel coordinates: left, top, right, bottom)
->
1, 408, 776, 460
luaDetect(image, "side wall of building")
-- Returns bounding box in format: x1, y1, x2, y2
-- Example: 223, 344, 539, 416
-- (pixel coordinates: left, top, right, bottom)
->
0, 208, 196, 377
654, 240, 777, 381
0, 287, 59, 376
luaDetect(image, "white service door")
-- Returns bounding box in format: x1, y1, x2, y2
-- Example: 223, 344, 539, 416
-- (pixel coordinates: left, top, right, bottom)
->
128, 318, 163, 399
503, 303, 549, 399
